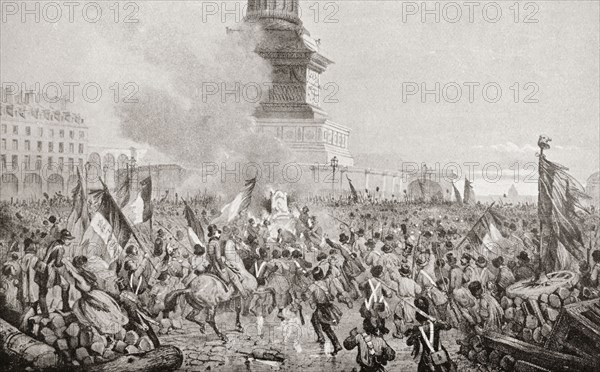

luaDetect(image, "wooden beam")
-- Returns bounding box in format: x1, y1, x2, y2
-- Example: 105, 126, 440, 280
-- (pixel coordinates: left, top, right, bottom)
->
482, 332, 593, 372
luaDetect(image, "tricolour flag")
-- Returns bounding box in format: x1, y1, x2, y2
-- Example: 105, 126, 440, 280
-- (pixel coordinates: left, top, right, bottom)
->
90, 183, 133, 249
538, 151, 590, 271
347, 175, 359, 203
184, 201, 205, 246
77, 212, 123, 262
121, 176, 153, 225
66, 167, 90, 245
212, 177, 257, 225
463, 178, 476, 205
452, 182, 463, 205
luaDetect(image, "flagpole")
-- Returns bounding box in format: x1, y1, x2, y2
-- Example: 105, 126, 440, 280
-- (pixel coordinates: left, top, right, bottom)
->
454, 201, 496, 251
99, 178, 159, 272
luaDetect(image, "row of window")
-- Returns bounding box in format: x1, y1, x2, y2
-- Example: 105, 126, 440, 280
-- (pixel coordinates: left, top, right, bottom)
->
1, 139, 84, 154
1, 124, 85, 140
0, 154, 84, 172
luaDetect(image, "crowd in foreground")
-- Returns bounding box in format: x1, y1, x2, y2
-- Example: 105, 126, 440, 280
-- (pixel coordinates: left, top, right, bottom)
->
1, 196, 599, 372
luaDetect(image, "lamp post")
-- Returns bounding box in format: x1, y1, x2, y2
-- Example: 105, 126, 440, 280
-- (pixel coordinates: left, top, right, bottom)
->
330, 156, 338, 199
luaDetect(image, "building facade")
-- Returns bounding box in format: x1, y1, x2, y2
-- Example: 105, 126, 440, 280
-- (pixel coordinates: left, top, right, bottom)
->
0, 90, 89, 201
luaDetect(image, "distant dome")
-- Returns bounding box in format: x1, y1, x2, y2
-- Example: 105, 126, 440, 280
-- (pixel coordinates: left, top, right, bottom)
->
587, 171, 600, 184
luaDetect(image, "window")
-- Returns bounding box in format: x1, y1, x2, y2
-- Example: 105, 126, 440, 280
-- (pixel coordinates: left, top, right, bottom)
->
26, 126, 31, 136
24, 140, 30, 151
69, 143, 74, 153
12, 139, 18, 150
1, 139, 5, 150
59, 143, 64, 153
35, 156, 42, 170
48, 156, 53, 167
78, 143, 84, 154
59, 130, 64, 138
38, 127, 43, 137
24, 155, 30, 170
11, 155, 18, 168
50, 129, 54, 137
58, 157, 64, 170
69, 130, 74, 139
37, 141, 42, 152
48, 142, 54, 152
12, 125, 18, 135
79, 131, 85, 139
1, 124, 6, 134
1, 155, 6, 170
78, 158, 83, 170
68, 158, 74, 172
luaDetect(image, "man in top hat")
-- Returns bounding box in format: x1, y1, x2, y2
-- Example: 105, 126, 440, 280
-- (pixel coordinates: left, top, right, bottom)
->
352, 228, 368, 257
309, 267, 343, 355
514, 251, 535, 281
34, 229, 74, 316
379, 236, 403, 283
475, 256, 494, 291
391, 264, 422, 339
460, 253, 478, 285
344, 317, 396, 372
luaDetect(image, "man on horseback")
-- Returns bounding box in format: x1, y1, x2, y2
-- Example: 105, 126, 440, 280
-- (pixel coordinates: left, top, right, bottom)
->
206, 225, 248, 298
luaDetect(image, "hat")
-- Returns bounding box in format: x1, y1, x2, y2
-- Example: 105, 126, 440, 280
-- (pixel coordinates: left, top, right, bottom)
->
385, 235, 394, 242
415, 256, 428, 266
382, 245, 394, 254
312, 267, 325, 281
517, 251, 530, 262
445, 240, 454, 248
461, 253, 472, 262
48, 215, 57, 224
339, 233, 349, 243
371, 265, 383, 278
357, 228, 365, 236
476, 256, 487, 267
59, 229, 75, 241
366, 239, 375, 247
399, 264, 411, 277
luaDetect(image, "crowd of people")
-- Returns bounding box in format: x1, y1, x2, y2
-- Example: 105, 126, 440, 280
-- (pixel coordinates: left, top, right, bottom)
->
1, 194, 599, 372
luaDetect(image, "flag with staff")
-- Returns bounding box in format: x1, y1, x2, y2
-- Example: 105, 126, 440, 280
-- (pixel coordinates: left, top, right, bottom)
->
212, 177, 257, 225
347, 174, 359, 203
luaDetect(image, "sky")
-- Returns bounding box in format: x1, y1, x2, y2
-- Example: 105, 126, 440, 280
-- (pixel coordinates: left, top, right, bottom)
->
1, 0, 598, 195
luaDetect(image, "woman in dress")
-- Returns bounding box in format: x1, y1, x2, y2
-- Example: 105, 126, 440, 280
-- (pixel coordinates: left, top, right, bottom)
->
65, 256, 128, 336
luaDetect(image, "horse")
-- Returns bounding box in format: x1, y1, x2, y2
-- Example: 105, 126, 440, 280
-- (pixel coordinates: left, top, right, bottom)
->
163, 241, 257, 342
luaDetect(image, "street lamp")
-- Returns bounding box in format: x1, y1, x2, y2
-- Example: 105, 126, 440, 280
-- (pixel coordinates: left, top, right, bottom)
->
330, 156, 338, 199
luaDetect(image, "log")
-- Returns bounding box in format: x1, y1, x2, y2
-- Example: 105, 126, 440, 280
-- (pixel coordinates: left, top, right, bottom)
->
505, 307, 515, 320
563, 296, 576, 306
476, 350, 489, 364
541, 323, 553, 338
514, 296, 524, 308
501, 296, 514, 310
539, 293, 549, 303
548, 294, 562, 309
84, 345, 183, 372
482, 331, 592, 371
515, 309, 525, 324
514, 360, 553, 372
0, 317, 60, 369
546, 307, 560, 322
529, 298, 547, 327
526, 315, 539, 330
557, 287, 570, 300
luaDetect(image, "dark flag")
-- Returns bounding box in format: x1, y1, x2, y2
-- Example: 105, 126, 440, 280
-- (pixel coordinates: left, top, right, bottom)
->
115, 168, 131, 208
140, 176, 153, 223
347, 174, 359, 203
67, 167, 90, 241
464, 178, 476, 205
538, 137, 589, 271
452, 182, 463, 205
159, 190, 169, 203
91, 183, 133, 248
184, 201, 205, 245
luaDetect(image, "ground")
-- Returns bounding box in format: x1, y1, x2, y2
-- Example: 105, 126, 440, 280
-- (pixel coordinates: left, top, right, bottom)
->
159, 302, 479, 372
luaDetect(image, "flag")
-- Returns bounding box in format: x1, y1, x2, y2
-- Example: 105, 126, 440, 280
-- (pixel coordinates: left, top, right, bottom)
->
452, 182, 463, 205
121, 176, 153, 225
464, 178, 476, 205
538, 152, 590, 271
465, 207, 513, 258
184, 201, 205, 245
347, 175, 358, 203
115, 168, 131, 208
90, 183, 133, 248
77, 212, 123, 262
66, 167, 90, 245
212, 177, 257, 225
